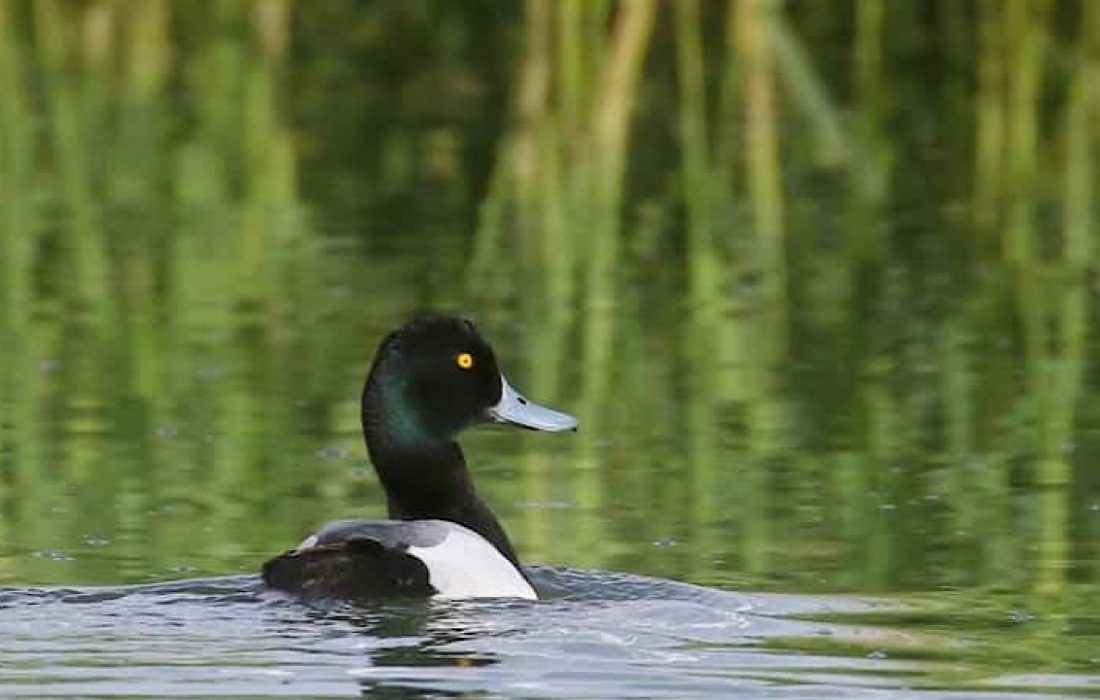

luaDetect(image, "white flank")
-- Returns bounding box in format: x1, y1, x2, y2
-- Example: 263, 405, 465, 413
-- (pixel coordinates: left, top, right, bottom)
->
408, 521, 538, 600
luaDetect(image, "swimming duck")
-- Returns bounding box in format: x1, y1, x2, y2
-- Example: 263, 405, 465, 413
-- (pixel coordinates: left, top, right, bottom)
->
262, 315, 577, 600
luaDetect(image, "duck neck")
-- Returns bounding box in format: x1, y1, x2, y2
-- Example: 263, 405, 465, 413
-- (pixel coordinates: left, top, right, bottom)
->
362, 384, 522, 567
371, 442, 522, 568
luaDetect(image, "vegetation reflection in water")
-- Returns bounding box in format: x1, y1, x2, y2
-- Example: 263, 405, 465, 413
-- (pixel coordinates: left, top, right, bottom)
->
0, 0, 1098, 689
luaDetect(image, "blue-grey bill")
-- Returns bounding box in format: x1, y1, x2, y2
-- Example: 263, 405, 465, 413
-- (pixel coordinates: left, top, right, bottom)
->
488, 376, 578, 431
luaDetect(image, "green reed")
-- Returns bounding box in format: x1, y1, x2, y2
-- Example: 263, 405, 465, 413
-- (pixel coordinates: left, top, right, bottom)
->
0, 0, 346, 582
675, 0, 717, 578
975, 0, 1006, 232
32, 0, 108, 310
0, 0, 42, 567
0, 0, 1098, 597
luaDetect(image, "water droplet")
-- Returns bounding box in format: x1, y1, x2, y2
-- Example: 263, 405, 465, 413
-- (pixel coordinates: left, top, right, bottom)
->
36, 549, 73, 562
317, 446, 346, 461
1009, 609, 1033, 624
515, 500, 572, 510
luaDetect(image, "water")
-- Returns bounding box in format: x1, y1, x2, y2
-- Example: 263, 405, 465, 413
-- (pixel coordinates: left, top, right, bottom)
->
2, 2, 1100, 697
2, 570, 1094, 699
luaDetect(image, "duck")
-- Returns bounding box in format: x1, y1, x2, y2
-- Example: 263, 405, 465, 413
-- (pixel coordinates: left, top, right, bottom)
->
262, 315, 577, 601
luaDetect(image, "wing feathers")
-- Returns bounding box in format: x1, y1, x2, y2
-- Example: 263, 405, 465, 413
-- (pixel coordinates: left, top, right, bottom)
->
262, 538, 434, 599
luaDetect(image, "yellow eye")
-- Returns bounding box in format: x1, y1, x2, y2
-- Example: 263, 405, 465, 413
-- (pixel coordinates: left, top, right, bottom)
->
456, 352, 474, 370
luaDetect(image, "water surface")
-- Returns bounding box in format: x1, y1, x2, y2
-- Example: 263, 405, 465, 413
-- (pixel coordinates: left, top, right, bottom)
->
1, 1, 1099, 697
3, 569, 1096, 699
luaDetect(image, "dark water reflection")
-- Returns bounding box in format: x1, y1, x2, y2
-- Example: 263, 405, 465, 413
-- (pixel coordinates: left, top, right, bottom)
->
1, 1, 1100, 697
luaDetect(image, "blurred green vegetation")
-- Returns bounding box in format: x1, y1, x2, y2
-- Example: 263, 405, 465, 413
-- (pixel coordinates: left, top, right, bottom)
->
0, 0, 1098, 628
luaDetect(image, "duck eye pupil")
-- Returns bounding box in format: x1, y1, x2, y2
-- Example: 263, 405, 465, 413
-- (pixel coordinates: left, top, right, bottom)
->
456, 352, 474, 370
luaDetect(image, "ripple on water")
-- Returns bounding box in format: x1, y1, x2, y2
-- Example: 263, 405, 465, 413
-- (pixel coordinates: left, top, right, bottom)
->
0, 568, 1096, 699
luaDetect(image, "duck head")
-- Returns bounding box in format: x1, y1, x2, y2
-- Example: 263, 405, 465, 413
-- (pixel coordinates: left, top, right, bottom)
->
361, 316, 577, 449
